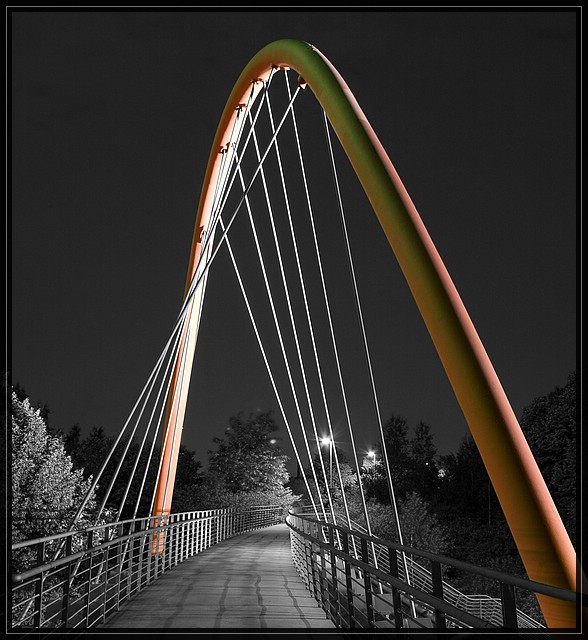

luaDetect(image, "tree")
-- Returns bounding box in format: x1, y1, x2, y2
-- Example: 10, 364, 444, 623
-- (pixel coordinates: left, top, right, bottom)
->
364, 414, 412, 505
60, 422, 209, 518
520, 371, 577, 546
364, 415, 440, 504
208, 411, 289, 493
65, 425, 113, 481
170, 446, 204, 513
398, 491, 449, 556
195, 411, 301, 513
408, 421, 439, 500
12, 381, 50, 425
11, 391, 95, 544
344, 490, 449, 557
434, 434, 499, 526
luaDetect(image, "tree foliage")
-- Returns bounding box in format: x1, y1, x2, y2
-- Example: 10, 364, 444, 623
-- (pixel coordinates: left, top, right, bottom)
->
363, 416, 441, 505
520, 371, 577, 546
60, 424, 203, 519
398, 491, 449, 555
11, 391, 95, 543
197, 411, 300, 512
208, 411, 290, 493
170, 446, 204, 513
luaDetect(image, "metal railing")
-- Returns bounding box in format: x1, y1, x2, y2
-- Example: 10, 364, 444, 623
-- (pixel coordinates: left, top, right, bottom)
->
286, 511, 579, 631
344, 516, 540, 628
11, 505, 283, 630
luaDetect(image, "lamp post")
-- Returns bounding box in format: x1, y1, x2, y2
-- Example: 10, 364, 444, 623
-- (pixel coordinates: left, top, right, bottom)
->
367, 449, 376, 469
321, 436, 333, 488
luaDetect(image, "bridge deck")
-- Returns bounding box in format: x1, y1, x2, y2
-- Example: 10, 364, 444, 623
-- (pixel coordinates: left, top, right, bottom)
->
100, 523, 335, 630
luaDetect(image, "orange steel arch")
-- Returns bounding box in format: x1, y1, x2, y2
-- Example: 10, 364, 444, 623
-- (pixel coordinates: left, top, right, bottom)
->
151, 39, 582, 628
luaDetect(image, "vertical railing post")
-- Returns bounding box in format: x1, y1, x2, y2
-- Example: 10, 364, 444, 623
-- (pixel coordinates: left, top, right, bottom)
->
387, 547, 403, 629
101, 530, 110, 623
186, 513, 191, 551
319, 533, 329, 613
169, 516, 175, 567
431, 560, 446, 629
360, 537, 374, 629
172, 515, 177, 563
178, 514, 184, 562
182, 513, 187, 557
342, 531, 355, 628
147, 518, 154, 584
309, 531, 318, 600
126, 522, 134, 602
328, 526, 339, 624
33, 541, 45, 628
61, 535, 72, 628
85, 530, 94, 626
132, 522, 140, 594
196, 513, 201, 553
500, 582, 518, 629
116, 524, 123, 611
159, 520, 165, 573
189, 513, 195, 556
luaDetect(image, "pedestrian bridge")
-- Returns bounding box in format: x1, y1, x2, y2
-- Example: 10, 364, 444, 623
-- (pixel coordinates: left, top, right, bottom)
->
11, 505, 578, 632
100, 523, 334, 630
10, 37, 583, 634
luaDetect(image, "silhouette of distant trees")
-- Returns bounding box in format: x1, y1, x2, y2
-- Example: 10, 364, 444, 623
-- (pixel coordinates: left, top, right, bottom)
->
520, 371, 577, 546
9, 368, 576, 612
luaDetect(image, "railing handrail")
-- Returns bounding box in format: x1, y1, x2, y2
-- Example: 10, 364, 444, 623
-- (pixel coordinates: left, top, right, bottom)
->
342, 516, 546, 628
291, 510, 577, 604
11, 504, 284, 630
11, 505, 281, 550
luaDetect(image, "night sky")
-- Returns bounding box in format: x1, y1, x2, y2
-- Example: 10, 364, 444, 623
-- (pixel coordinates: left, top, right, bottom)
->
10, 9, 577, 474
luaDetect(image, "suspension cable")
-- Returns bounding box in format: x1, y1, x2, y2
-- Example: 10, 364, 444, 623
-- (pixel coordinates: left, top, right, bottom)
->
143, 77, 299, 518
131, 311, 186, 519
206, 77, 265, 237
66, 305, 190, 531
265, 86, 340, 524
156, 291, 196, 518
232, 143, 327, 521
68, 84, 257, 527
321, 109, 416, 610
150, 83, 264, 519
178, 80, 301, 331
218, 213, 320, 519
284, 71, 366, 534
245, 107, 333, 519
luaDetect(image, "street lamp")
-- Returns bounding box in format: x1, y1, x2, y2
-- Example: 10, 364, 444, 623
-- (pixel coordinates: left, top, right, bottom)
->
321, 436, 333, 488
367, 450, 376, 469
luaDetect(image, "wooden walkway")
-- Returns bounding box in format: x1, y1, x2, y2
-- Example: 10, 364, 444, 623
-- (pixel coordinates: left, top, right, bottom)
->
100, 523, 336, 631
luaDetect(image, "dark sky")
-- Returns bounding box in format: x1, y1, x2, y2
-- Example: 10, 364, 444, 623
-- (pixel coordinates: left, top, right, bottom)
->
10, 9, 577, 474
